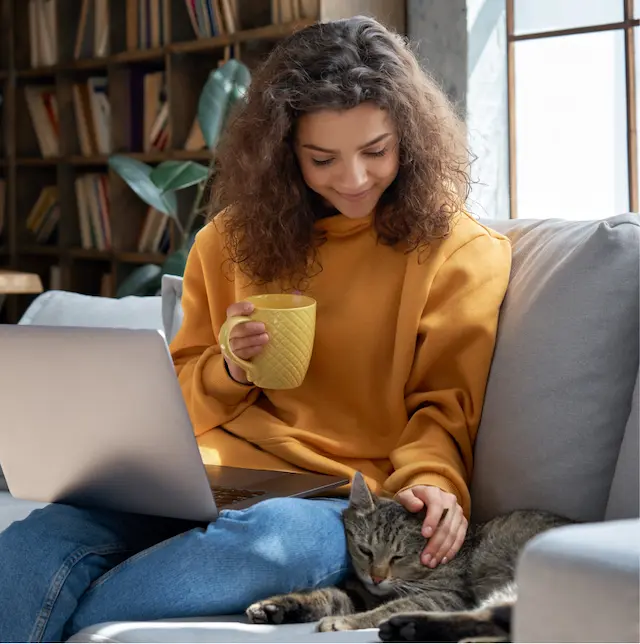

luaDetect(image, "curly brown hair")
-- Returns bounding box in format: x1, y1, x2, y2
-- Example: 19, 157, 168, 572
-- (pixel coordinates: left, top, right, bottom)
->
211, 15, 471, 286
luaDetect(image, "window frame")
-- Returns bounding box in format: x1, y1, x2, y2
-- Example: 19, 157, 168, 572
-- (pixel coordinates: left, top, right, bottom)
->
506, 0, 640, 217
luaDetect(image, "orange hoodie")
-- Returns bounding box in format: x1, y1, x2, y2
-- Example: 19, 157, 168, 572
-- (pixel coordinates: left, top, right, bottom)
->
170, 210, 512, 517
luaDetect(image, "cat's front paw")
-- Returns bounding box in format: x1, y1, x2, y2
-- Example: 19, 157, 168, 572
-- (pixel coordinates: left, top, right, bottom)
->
246, 595, 312, 625
317, 615, 361, 632
378, 613, 430, 642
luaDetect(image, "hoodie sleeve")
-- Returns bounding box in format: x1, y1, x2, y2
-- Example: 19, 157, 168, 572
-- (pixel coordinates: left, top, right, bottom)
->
169, 225, 260, 437
383, 232, 512, 517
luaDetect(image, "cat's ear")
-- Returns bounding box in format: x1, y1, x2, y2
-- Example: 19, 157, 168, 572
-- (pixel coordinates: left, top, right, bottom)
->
349, 472, 376, 512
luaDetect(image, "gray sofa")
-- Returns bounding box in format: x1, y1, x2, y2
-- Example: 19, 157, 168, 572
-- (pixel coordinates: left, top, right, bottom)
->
1, 214, 639, 643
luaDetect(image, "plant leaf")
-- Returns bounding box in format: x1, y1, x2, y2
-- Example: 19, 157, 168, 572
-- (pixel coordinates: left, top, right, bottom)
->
150, 160, 210, 193
116, 264, 162, 298
198, 59, 251, 150
109, 155, 178, 216
162, 247, 190, 278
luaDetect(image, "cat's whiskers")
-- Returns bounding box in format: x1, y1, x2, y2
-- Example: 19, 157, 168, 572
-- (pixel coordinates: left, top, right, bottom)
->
394, 580, 420, 598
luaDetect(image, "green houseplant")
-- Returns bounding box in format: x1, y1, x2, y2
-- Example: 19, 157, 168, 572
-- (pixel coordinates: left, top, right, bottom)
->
109, 58, 251, 297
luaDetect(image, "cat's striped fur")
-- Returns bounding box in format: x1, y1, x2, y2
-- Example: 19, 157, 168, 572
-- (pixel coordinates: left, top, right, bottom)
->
246, 472, 572, 642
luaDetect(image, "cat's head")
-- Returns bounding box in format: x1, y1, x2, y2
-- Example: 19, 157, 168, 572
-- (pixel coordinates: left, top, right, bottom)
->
342, 472, 428, 596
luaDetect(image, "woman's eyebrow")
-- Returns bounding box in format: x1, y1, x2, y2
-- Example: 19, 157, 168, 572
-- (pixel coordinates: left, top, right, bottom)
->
301, 133, 392, 154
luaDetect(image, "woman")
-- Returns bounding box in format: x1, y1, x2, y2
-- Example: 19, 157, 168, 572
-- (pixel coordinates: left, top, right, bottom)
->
0, 16, 511, 642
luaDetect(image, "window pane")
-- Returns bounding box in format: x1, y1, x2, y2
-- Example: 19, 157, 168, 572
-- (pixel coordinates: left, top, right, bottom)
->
514, 31, 628, 220
514, 0, 624, 35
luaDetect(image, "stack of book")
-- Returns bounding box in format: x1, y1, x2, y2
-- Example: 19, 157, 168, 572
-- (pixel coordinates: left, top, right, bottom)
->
142, 72, 169, 152
74, 173, 112, 251
126, 70, 169, 152
26, 186, 60, 244
74, 0, 110, 59
25, 86, 60, 158
28, 0, 58, 67
181, 0, 238, 38
137, 206, 170, 253
272, 0, 318, 23
126, 0, 171, 49
0, 179, 6, 240
72, 77, 111, 156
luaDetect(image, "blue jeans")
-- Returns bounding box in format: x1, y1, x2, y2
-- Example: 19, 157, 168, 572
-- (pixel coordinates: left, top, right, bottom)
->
0, 497, 349, 642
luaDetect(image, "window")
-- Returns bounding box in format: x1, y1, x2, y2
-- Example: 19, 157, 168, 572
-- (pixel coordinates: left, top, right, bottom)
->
507, 0, 639, 219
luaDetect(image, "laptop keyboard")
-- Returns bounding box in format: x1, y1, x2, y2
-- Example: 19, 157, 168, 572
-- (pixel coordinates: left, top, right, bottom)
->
211, 485, 265, 507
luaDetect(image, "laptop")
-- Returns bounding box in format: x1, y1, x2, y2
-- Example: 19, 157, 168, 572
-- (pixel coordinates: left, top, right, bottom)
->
0, 324, 347, 522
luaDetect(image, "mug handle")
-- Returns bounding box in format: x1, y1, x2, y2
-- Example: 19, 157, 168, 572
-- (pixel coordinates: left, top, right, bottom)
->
218, 315, 256, 375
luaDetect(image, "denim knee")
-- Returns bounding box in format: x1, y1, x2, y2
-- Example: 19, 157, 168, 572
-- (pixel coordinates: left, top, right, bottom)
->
1, 504, 88, 545
213, 497, 350, 586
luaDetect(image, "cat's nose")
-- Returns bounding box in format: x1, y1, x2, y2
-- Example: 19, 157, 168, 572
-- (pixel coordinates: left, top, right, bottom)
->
371, 575, 385, 585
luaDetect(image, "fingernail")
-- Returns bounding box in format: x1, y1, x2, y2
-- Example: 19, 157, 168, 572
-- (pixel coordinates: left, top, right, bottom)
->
423, 555, 432, 565
423, 526, 433, 537
442, 557, 448, 565
429, 559, 438, 569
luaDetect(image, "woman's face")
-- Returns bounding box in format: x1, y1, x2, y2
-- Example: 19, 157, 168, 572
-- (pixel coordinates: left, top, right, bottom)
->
295, 103, 400, 219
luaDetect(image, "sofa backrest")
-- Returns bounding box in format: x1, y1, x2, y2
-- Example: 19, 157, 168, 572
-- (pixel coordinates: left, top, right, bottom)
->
18, 215, 640, 525
605, 371, 640, 521
472, 213, 639, 523
19, 289, 164, 331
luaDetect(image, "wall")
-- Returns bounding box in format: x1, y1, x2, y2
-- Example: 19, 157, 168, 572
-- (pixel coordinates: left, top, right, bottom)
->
408, 0, 510, 220
467, 0, 509, 220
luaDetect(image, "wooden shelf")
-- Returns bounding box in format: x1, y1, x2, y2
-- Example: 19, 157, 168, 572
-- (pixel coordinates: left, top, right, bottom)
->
19, 244, 61, 256
15, 20, 315, 78
17, 245, 169, 266
13, 151, 212, 167
67, 247, 111, 260
68, 155, 109, 166
116, 251, 166, 265
171, 19, 314, 54
16, 157, 60, 166
0, 0, 405, 322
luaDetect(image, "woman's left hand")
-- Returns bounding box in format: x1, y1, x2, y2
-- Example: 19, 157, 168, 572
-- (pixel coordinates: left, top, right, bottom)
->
395, 485, 468, 568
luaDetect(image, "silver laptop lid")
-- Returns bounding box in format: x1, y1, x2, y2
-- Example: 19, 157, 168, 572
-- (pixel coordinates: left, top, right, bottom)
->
0, 324, 218, 522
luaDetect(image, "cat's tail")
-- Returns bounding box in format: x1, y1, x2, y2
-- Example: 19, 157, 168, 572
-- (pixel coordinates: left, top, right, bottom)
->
378, 601, 513, 643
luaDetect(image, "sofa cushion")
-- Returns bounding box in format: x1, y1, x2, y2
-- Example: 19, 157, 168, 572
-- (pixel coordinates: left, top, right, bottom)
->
0, 492, 47, 532
68, 618, 379, 643
161, 274, 184, 344
605, 371, 640, 521
19, 290, 163, 331
471, 214, 640, 523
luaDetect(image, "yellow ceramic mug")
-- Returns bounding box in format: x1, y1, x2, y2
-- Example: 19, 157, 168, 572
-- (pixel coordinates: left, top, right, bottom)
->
219, 294, 317, 389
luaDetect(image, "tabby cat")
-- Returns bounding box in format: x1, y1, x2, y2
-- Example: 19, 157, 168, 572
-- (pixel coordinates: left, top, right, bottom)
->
246, 472, 572, 642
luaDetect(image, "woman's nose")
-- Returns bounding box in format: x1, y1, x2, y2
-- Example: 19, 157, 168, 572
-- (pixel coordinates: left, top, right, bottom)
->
340, 160, 368, 192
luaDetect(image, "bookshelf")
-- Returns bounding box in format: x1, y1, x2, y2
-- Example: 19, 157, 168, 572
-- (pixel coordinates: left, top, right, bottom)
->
0, 0, 405, 323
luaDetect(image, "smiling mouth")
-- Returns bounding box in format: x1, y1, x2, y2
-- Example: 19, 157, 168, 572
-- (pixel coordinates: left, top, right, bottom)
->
336, 188, 372, 201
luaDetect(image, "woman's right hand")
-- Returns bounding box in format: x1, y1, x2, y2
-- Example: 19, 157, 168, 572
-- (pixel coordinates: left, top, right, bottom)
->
222, 301, 269, 384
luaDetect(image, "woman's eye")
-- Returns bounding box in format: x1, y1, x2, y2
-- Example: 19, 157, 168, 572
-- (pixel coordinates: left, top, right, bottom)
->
312, 158, 334, 166
364, 147, 388, 158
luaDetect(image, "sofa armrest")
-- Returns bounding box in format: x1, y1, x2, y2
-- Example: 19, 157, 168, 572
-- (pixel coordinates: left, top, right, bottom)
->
514, 518, 640, 643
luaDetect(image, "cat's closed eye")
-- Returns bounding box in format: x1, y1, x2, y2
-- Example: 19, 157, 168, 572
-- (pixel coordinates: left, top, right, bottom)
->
358, 546, 373, 559
389, 555, 403, 564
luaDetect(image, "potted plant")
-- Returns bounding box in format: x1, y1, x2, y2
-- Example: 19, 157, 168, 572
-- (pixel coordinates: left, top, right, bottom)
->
109, 58, 251, 297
